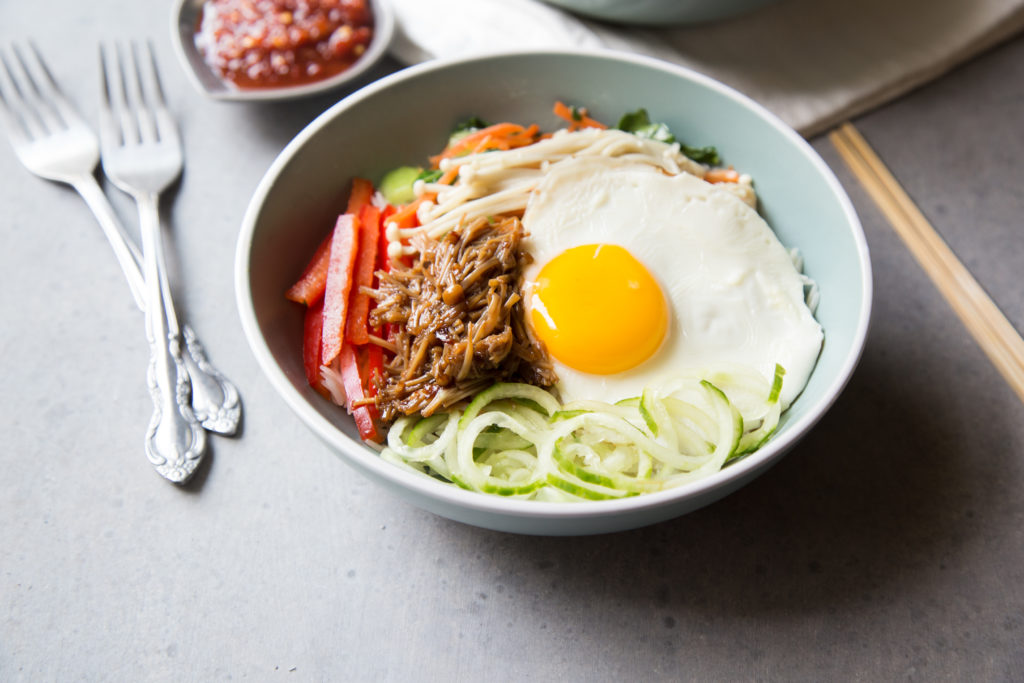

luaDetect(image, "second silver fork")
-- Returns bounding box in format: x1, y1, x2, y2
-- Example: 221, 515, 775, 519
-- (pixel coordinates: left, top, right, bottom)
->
0, 42, 240, 482
99, 43, 240, 440
99, 42, 238, 483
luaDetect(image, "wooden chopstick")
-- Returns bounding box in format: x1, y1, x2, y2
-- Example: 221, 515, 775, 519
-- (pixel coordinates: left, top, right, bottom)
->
829, 122, 1024, 404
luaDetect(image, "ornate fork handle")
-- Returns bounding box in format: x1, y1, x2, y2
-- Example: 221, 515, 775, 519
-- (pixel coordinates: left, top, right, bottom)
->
81, 170, 241, 436
147, 215, 241, 435
137, 191, 206, 483
171, 315, 241, 434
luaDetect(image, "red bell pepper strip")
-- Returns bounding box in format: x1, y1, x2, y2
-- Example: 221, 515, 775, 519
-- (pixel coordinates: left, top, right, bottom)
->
378, 204, 396, 273
339, 343, 380, 442
285, 230, 333, 305
377, 205, 404, 343
302, 299, 329, 397
377, 207, 398, 342
362, 344, 384, 397
347, 177, 374, 214
378, 203, 414, 272
357, 343, 383, 427
344, 204, 381, 345
320, 213, 360, 367
285, 177, 374, 305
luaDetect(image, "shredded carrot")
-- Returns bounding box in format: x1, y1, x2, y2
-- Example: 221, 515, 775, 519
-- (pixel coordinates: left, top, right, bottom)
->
553, 101, 606, 131
496, 123, 540, 141
437, 164, 460, 186
469, 134, 498, 155
705, 167, 741, 184
430, 122, 540, 167
387, 196, 429, 227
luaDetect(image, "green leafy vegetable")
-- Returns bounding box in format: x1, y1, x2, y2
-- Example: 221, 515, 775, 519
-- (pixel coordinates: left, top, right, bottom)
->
617, 108, 675, 143
452, 116, 490, 134
679, 143, 721, 167
616, 108, 721, 166
416, 168, 444, 184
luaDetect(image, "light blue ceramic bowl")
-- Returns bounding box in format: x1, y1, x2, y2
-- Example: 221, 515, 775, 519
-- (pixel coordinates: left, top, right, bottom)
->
236, 49, 871, 536
538, 0, 780, 25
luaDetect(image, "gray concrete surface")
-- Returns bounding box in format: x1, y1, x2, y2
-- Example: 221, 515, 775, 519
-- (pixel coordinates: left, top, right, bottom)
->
2, 2, 1022, 680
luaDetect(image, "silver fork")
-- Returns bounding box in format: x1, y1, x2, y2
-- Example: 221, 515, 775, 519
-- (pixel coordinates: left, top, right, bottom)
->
0, 42, 241, 482
0, 43, 146, 308
98, 41, 212, 483
0, 41, 241, 436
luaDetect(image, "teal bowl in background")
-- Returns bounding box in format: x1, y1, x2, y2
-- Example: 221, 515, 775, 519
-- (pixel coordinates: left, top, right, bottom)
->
538, 0, 781, 25
236, 49, 871, 535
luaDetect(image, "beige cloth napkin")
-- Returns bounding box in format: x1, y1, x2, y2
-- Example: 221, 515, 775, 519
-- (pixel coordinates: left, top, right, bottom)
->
389, 0, 1024, 137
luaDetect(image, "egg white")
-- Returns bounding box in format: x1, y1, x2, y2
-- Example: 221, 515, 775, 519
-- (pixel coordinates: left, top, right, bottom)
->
521, 156, 823, 409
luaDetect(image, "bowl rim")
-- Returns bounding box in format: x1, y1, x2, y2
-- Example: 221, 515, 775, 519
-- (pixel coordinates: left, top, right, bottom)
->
235, 47, 872, 521
169, 0, 395, 102
535, 0, 780, 26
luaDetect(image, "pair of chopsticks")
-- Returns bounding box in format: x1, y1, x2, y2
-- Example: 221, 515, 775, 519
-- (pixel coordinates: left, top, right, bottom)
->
830, 122, 1024, 404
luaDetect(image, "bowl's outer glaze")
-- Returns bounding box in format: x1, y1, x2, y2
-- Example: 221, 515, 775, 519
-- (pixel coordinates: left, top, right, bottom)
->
539, 0, 779, 25
237, 50, 871, 535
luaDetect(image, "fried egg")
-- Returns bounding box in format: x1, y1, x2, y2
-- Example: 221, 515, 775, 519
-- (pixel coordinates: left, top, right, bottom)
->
521, 156, 823, 409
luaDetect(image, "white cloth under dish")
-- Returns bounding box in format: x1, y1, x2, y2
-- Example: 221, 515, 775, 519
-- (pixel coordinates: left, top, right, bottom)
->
388, 0, 1024, 137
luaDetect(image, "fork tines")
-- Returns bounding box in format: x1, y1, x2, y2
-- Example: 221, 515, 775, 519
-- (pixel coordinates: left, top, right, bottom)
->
0, 42, 78, 144
99, 41, 177, 148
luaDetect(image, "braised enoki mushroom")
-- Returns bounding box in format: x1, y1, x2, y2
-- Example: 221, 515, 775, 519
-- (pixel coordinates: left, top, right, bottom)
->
367, 215, 557, 424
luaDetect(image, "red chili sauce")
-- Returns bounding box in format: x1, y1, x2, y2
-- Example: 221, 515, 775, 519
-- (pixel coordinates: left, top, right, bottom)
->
195, 0, 374, 89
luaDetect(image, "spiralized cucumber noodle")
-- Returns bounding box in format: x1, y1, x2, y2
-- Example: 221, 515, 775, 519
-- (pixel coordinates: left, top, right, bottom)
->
378, 364, 785, 501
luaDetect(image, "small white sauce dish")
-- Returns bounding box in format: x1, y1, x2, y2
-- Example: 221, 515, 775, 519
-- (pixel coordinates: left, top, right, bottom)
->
169, 0, 395, 102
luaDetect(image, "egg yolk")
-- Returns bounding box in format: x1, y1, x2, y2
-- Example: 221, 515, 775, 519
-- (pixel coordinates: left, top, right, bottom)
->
530, 244, 668, 375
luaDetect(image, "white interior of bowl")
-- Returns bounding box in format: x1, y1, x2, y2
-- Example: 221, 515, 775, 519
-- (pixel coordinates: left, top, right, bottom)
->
236, 49, 871, 535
